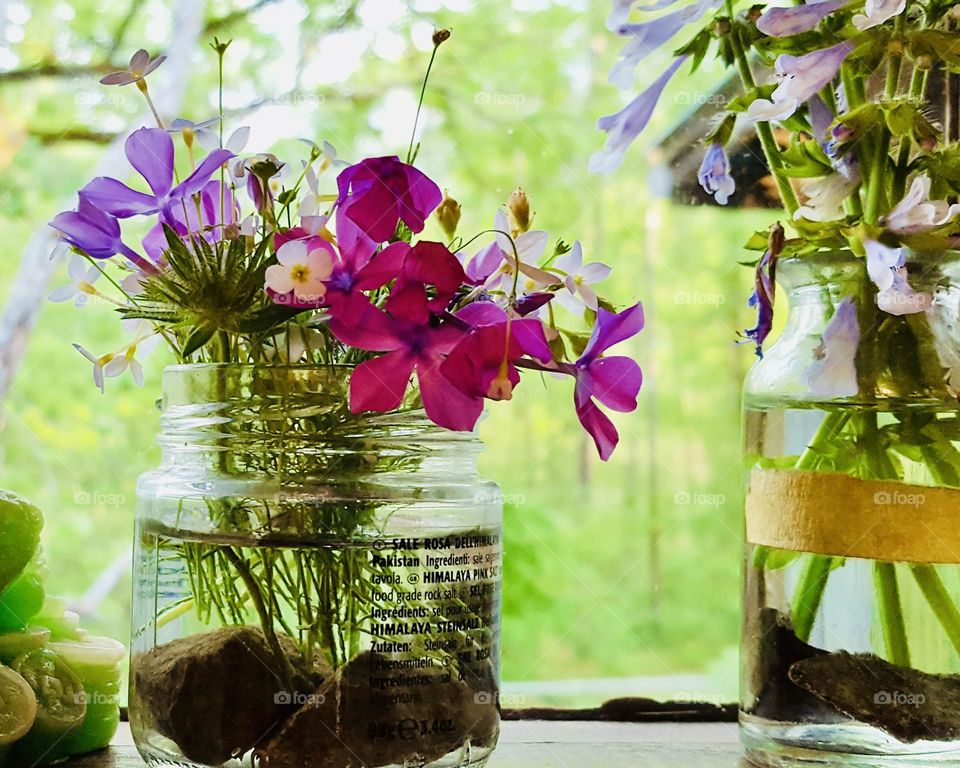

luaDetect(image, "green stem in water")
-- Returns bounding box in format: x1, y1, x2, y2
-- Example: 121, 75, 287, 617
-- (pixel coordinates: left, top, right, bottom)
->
911, 564, 960, 657
792, 555, 832, 642
874, 562, 911, 666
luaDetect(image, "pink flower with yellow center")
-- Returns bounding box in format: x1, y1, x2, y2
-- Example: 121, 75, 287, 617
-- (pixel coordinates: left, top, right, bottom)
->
265, 239, 335, 305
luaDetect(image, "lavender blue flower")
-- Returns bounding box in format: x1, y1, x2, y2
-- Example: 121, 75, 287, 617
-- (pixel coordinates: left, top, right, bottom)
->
697, 142, 735, 205
757, 0, 848, 37
590, 56, 687, 173
608, 0, 718, 89
805, 296, 860, 398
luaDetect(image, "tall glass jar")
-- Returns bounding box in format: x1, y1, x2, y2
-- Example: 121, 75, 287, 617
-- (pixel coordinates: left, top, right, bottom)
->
741, 250, 960, 766
129, 365, 502, 768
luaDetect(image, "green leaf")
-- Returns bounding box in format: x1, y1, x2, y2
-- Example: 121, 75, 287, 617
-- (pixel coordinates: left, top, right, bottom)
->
182, 324, 217, 358
237, 303, 309, 334
779, 139, 832, 179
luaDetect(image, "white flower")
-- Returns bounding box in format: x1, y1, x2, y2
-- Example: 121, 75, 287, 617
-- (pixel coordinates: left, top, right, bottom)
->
101, 320, 162, 387
552, 242, 612, 312
73, 344, 110, 393
267, 326, 324, 363
239, 214, 259, 237
199, 125, 250, 154
805, 296, 860, 398
481, 210, 558, 301
853, 0, 906, 29
795, 173, 857, 222
265, 240, 334, 302
884, 175, 960, 234
48, 255, 101, 307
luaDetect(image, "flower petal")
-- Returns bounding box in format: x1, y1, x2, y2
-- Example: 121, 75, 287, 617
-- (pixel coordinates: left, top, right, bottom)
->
417, 356, 484, 431
575, 393, 620, 461
125, 128, 175, 198
349, 351, 416, 413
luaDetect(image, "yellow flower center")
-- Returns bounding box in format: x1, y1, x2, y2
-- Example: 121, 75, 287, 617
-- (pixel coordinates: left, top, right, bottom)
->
290, 265, 311, 284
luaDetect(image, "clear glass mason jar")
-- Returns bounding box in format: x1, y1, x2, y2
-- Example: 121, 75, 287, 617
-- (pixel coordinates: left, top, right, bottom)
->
129, 365, 502, 768
741, 250, 960, 767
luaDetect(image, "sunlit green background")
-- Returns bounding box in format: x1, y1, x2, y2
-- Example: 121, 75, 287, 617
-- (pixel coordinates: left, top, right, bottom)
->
0, 0, 771, 703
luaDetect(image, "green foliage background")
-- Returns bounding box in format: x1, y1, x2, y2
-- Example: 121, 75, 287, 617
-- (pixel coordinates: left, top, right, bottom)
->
0, 0, 772, 701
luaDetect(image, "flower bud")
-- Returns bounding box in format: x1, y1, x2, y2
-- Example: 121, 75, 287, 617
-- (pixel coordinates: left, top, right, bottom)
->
435, 190, 462, 240
508, 188, 532, 234
433, 28, 451, 47
915, 53, 934, 70
714, 18, 731, 35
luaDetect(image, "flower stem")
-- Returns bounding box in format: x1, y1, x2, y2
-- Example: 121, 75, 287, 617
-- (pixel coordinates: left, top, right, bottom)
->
874, 561, 911, 666
910, 564, 960, 657
792, 555, 832, 642
728, 24, 799, 215
406, 41, 441, 165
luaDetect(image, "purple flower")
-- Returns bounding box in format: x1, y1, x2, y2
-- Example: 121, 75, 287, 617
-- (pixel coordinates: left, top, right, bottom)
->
590, 56, 687, 174
805, 296, 859, 398
49, 196, 155, 273
99, 49, 166, 86
697, 142, 735, 205
80, 127, 233, 225
756, 0, 847, 38
142, 180, 239, 261
608, 1, 718, 89
743, 246, 778, 357
573, 303, 645, 461
335, 156, 442, 243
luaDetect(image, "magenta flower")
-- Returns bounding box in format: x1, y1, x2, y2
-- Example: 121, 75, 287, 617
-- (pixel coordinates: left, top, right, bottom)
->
572, 303, 645, 461
80, 128, 233, 224
328, 292, 479, 431
590, 56, 687, 173
756, 0, 847, 37
50, 196, 155, 273
336, 156, 442, 243
441, 302, 553, 402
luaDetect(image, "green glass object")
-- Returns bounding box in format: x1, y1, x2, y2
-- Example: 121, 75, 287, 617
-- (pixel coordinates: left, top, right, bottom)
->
0, 572, 45, 632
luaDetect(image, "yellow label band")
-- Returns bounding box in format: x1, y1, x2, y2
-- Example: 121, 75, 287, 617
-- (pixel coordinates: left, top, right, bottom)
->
745, 468, 960, 565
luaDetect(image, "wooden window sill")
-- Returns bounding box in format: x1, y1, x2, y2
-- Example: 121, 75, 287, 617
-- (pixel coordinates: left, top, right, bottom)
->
67, 721, 744, 766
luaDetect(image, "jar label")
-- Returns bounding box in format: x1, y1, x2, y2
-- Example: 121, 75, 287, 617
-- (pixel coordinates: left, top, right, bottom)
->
745, 468, 960, 563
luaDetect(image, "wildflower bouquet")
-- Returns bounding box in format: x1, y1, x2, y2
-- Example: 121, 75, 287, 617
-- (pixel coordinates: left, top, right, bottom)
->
51, 39, 643, 463
597, 0, 960, 758
49, 35, 645, 768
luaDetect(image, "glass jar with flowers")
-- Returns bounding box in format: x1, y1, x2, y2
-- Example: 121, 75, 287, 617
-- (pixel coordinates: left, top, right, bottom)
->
597, 0, 960, 762
49, 35, 645, 768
